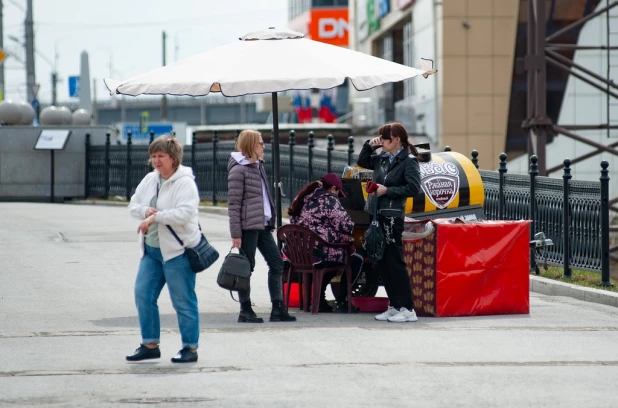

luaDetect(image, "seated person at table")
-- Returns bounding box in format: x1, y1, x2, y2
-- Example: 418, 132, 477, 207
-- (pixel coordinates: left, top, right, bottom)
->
287, 173, 359, 313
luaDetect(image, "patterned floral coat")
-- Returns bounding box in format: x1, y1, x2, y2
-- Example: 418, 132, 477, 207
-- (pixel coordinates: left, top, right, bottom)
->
290, 188, 355, 264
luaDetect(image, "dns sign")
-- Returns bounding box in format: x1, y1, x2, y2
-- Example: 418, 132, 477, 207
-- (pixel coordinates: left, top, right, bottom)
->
309, 8, 349, 47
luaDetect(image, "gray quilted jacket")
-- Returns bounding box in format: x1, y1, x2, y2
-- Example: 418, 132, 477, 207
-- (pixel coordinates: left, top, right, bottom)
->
227, 154, 276, 238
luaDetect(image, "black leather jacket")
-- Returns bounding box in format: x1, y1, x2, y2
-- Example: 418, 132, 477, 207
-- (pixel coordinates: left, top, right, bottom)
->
357, 141, 421, 218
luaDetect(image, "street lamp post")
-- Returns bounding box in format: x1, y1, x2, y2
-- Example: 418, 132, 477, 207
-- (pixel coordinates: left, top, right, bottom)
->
9, 34, 57, 104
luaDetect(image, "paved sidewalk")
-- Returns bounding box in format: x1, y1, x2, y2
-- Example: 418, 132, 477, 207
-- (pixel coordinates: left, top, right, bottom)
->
1, 203, 618, 407
74, 198, 618, 310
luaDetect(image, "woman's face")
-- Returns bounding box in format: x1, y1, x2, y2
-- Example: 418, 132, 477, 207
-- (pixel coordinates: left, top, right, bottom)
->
151, 150, 175, 176
380, 136, 400, 153
255, 136, 265, 160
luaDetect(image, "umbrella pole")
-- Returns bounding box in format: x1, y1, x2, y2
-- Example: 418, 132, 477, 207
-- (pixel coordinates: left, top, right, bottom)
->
271, 92, 283, 234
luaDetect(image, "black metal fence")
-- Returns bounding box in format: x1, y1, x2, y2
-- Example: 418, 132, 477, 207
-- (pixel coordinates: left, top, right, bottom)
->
85, 131, 356, 209
476, 151, 611, 285
85, 132, 612, 284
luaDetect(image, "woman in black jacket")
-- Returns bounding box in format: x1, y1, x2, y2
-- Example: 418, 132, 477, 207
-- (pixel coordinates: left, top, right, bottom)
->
357, 122, 421, 323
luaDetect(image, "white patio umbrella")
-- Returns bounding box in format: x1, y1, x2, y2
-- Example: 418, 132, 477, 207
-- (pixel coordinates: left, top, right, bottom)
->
105, 27, 436, 228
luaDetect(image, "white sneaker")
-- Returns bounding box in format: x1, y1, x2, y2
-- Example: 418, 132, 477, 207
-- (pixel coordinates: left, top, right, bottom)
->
387, 307, 418, 323
375, 306, 399, 321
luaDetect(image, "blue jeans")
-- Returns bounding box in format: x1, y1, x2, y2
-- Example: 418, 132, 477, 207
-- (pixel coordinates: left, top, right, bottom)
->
134, 245, 199, 349
239, 229, 284, 304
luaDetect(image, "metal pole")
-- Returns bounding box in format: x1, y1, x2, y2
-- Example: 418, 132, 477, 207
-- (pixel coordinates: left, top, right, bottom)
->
271, 92, 282, 230
191, 131, 197, 184
212, 131, 218, 206
288, 130, 295, 199
562, 159, 572, 278
104, 132, 110, 199
347, 136, 355, 165
161, 31, 168, 121
50, 150, 54, 203
535, 0, 548, 176
126, 131, 132, 200
529, 155, 538, 273
25, 0, 35, 102
600, 161, 613, 286
85, 133, 90, 198
308, 131, 314, 182
498, 153, 507, 220
327, 134, 334, 174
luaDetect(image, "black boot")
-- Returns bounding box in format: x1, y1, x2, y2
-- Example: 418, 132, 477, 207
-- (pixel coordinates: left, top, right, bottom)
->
270, 300, 297, 322
238, 301, 264, 323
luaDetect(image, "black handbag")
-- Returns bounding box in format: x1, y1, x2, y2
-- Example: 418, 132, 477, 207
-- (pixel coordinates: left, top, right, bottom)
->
167, 225, 220, 273
363, 195, 385, 264
217, 248, 251, 292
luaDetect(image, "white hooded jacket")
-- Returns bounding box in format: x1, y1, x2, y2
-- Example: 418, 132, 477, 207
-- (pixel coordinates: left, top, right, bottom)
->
129, 165, 201, 261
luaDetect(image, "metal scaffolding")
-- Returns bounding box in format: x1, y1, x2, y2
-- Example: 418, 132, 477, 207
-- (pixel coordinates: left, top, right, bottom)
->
524, 0, 618, 179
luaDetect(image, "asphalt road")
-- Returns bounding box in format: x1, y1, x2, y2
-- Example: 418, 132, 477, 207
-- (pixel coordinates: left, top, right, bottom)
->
1, 203, 618, 407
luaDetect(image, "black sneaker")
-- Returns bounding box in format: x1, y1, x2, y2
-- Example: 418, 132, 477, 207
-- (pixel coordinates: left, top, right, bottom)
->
126, 344, 161, 361
171, 347, 198, 363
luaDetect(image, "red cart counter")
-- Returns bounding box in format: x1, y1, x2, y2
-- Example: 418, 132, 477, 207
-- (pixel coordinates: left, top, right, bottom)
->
403, 219, 531, 317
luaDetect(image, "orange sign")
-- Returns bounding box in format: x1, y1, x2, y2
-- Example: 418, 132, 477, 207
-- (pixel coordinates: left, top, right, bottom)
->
308, 8, 349, 47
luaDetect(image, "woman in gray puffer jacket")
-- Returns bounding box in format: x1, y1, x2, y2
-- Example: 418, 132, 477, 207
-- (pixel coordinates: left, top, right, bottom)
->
227, 129, 296, 323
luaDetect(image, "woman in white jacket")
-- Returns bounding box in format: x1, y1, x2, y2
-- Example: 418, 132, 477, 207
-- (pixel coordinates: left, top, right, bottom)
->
126, 135, 201, 364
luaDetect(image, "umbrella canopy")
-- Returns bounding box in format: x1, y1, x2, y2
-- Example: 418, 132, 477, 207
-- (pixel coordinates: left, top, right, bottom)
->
105, 27, 432, 97
104, 27, 436, 229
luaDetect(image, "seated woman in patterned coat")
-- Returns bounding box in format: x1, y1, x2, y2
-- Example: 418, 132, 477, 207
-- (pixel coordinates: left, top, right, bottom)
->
287, 173, 360, 313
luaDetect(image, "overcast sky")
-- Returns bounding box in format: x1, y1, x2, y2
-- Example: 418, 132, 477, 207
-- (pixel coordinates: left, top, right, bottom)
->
3, 0, 288, 103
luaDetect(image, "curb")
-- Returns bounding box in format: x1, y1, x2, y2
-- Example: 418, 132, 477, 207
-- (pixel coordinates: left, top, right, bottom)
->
530, 275, 618, 308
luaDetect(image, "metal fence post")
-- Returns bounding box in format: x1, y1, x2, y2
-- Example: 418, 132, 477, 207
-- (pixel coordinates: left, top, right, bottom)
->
84, 133, 91, 198
126, 131, 133, 200
327, 134, 334, 174
149, 130, 155, 144
498, 153, 507, 220
444, 146, 451, 152
600, 161, 613, 286
471, 150, 479, 169
562, 159, 572, 278
104, 132, 110, 199
191, 131, 197, 184
529, 155, 538, 273
308, 131, 314, 182
289, 130, 295, 199
347, 136, 354, 165
212, 131, 218, 206
271, 130, 275, 182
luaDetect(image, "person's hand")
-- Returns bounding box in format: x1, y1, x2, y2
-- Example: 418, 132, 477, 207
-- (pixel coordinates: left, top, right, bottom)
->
232, 238, 242, 248
137, 215, 156, 234
145, 207, 158, 217
369, 137, 382, 147
375, 184, 387, 197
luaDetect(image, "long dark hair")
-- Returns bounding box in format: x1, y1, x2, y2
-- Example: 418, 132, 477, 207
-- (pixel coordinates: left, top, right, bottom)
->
287, 179, 336, 217
378, 122, 420, 159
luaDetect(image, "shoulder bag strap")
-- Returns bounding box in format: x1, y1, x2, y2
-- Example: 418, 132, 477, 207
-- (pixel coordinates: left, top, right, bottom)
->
157, 182, 197, 248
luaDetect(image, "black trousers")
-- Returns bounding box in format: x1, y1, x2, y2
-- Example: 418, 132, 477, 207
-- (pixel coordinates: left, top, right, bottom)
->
239, 229, 284, 303
377, 216, 414, 310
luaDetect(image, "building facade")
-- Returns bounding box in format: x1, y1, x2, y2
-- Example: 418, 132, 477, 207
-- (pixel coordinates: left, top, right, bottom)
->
348, 0, 609, 171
